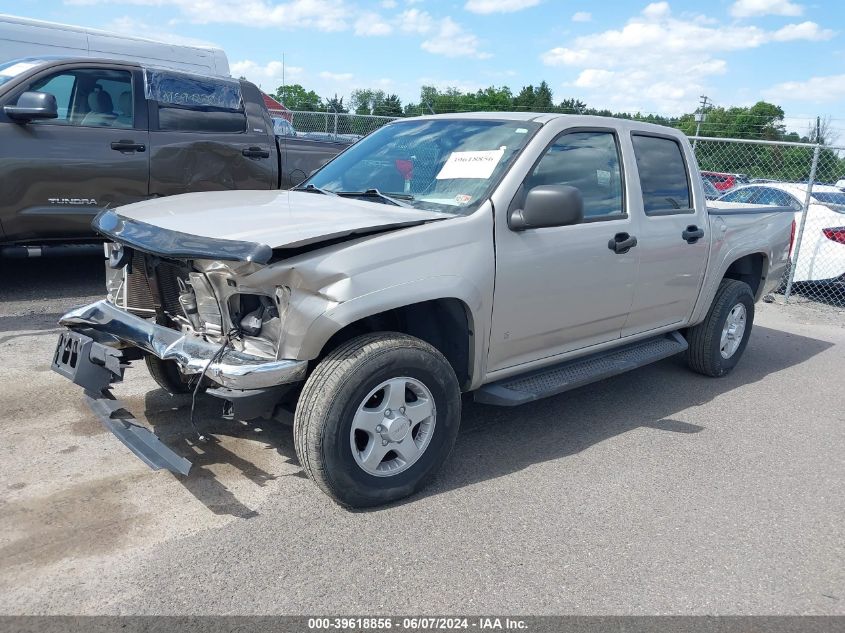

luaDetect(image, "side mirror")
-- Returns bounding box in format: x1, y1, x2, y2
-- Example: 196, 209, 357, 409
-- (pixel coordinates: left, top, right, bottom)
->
4, 91, 58, 122
509, 184, 584, 231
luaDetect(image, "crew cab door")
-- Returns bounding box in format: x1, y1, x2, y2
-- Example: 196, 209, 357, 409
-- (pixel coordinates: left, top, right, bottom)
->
147, 72, 276, 196
620, 134, 709, 335
487, 127, 639, 372
0, 62, 149, 243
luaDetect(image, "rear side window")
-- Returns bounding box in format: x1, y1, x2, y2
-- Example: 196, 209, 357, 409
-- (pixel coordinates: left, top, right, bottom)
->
146, 68, 246, 134
157, 108, 246, 133
631, 135, 692, 215
719, 188, 759, 204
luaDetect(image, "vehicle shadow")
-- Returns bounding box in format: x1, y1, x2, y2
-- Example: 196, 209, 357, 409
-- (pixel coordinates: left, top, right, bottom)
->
141, 389, 301, 519
0, 254, 104, 303
140, 324, 831, 515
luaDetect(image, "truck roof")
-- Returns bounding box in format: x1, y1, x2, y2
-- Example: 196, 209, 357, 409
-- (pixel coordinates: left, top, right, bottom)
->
401, 111, 683, 135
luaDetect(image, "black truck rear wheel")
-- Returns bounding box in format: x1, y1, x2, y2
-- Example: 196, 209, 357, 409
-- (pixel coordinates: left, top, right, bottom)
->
687, 279, 755, 377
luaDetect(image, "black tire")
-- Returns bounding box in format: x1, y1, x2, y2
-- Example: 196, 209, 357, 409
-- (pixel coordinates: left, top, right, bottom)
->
294, 332, 461, 508
144, 355, 195, 395
686, 279, 755, 377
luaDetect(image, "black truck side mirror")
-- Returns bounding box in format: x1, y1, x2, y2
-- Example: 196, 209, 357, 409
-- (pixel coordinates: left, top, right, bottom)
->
509, 184, 584, 231
4, 91, 59, 122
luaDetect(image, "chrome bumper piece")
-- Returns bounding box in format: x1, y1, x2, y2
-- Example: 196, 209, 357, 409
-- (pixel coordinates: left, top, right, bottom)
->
60, 300, 307, 390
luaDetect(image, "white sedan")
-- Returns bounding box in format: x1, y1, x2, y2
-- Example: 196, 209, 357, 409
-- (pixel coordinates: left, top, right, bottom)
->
718, 183, 845, 283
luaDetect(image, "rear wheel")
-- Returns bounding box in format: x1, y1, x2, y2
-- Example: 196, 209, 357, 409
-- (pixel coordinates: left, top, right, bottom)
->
686, 279, 755, 377
294, 332, 461, 508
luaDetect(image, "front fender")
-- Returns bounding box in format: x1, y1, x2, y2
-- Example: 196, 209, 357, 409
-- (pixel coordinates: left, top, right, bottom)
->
295, 274, 488, 386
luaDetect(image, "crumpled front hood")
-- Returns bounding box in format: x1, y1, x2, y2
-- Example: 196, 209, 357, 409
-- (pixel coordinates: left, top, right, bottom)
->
110, 190, 450, 253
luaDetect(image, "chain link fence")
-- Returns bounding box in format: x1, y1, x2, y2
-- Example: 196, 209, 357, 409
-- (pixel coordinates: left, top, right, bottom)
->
287, 110, 395, 143
282, 111, 845, 310
690, 136, 845, 309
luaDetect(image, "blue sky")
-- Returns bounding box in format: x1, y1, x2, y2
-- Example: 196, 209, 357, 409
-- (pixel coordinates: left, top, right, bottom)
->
7, 0, 845, 136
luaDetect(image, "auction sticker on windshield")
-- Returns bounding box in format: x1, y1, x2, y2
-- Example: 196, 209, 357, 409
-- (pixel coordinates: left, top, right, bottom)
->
436, 147, 506, 180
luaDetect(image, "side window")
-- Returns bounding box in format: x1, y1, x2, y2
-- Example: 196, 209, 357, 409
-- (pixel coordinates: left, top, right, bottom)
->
146, 69, 246, 134
157, 107, 246, 133
29, 68, 133, 128
631, 135, 692, 215
526, 131, 624, 220
29, 73, 75, 123
786, 194, 803, 211
719, 188, 759, 204
753, 187, 788, 206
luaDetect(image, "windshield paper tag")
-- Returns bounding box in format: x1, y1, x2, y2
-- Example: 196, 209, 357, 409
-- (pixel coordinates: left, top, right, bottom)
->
436, 148, 505, 180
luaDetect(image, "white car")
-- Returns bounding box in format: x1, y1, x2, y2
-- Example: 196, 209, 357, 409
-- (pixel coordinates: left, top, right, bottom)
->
718, 183, 845, 283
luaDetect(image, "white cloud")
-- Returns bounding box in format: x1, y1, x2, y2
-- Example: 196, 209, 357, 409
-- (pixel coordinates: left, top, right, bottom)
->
571, 11, 591, 22
730, 0, 803, 18
421, 17, 491, 58
67, 0, 352, 32
771, 21, 834, 41
541, 3, 836, 113
464, 0, 541, 14
230, 59, 303, 90
354, 11, 392, 35
763, 74, 845, 103
641, 1, 670, 19
398, 8, 435, 34
319, 70, 354, 81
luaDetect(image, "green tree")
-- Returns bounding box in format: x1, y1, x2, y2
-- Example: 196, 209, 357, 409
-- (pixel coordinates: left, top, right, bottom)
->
325, 94, 348, 114
513, 85, 535, 111
558, 98, 586, 113
274, 84, 322, 111
350, 88, 387, 115
533, 81, 553, 111
375, 94, 403, 117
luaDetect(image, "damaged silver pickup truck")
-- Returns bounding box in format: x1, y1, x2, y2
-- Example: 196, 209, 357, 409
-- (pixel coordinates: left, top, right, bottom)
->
52, 113, 794, 507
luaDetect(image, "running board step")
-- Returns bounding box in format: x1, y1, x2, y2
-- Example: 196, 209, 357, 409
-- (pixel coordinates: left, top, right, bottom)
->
475, 331, 688, 407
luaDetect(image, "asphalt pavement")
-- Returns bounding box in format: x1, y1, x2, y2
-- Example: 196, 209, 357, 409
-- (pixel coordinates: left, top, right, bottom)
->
0, 255, 843, 615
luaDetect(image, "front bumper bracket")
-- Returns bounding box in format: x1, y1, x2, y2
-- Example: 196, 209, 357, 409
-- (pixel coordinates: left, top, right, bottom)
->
52, 329, 192, 475
85, 390, 192, 476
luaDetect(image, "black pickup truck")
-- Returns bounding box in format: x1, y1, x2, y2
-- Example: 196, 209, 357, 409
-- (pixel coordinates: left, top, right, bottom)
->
0, 57, 351, 254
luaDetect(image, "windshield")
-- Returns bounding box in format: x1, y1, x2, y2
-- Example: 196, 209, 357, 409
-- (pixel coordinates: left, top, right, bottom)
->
303, 118, 541, 214
813, 191, 845, 213
0, 58, 48, 88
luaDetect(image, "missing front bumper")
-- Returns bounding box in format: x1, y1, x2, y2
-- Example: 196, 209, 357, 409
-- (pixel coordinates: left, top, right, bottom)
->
59, 299, 307, 390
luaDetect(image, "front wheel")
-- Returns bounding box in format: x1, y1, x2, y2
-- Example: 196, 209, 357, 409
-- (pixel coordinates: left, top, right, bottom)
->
144, 355, 196, 395
294, 332, 461, 508
686, 279, 755, 377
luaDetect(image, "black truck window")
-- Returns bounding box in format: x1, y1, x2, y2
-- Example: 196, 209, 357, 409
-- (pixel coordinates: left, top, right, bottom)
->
145, 68, 246, 134
29, 68, 133, 128
631, 134, 693, 215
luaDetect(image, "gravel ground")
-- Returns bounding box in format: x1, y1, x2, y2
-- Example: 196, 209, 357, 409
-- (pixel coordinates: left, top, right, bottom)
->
0, 255, 843, 615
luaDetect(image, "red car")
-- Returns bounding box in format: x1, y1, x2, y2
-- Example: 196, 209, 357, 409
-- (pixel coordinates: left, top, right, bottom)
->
701, 171, 750, 192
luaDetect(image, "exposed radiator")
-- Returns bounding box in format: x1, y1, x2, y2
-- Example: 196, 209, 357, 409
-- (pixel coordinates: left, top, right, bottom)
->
123, 251, 189, 318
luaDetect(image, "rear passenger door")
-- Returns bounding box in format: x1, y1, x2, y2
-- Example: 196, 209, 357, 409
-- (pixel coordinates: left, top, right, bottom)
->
0, 62, 149, 243
146, 70, 277, 196
621, 133, 709, 336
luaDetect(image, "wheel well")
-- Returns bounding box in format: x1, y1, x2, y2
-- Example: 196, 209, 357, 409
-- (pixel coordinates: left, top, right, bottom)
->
723, 253, 766, 298
319, 299, 473, 389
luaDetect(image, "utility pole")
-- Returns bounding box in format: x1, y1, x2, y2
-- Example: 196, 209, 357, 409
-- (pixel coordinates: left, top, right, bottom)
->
693, 95, 709, 150
816, 115, 821, 144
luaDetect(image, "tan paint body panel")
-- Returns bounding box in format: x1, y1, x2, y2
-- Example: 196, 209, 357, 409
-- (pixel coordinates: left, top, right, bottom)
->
90, 114, 793, 390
